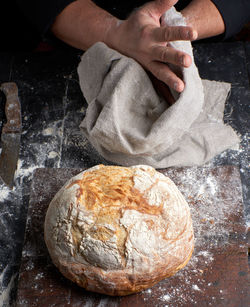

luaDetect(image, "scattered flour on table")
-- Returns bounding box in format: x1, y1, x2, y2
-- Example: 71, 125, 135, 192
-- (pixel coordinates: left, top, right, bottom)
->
42, 127, 54, 136
1, 114, 247, 306
0, 266, 17, 307
42, 120, 63, 138
0, 118, 70, 306
48, 151, 59, 159
192, 285, 201, 291
141, 164, 244, 306
0, 160, 42, 202
0, 186, 11, 202
34, 273, 44, 280
161, 294, 171, 301
165, 166, 242, 248
16, 160, 39, 182
42, 127, 55, 136
0, 265, 8, 285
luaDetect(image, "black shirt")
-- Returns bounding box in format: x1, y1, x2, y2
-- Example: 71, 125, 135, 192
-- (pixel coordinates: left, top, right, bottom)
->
1, 0, 250, 50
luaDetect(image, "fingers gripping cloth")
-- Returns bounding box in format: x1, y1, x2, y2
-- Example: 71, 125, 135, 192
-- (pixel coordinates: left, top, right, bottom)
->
77, 8, 239, 168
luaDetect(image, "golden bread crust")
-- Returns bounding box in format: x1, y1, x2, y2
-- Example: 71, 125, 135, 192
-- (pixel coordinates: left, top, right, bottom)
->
44, 165, 194, 295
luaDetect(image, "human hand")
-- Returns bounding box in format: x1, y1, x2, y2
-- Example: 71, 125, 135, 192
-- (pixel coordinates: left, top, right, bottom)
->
107, 0, 197, 93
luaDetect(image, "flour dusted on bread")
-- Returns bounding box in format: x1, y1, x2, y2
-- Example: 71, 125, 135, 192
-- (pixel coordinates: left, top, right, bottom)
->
44, 165, 194, 295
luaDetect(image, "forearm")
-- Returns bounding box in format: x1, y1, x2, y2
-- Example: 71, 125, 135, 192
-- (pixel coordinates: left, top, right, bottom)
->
51, 0, 197, 94
181, 0, 225, 40
51, 0, 119, 50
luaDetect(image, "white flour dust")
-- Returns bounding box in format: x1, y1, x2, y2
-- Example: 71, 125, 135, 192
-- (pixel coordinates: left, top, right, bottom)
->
0, 265, 17, 307
192, 284, 201, 291
48, 151, 59, 159
166, 166, 243, 248
0, 116, 71, 307
0, 102, 247, 307
161, 294, 171, 301
0, 186, 11, 202
141, 164, 245, 306
41, 120, 63, 138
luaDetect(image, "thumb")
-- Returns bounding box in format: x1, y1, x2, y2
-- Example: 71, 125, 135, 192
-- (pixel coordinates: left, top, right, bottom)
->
149, 0, 178, 17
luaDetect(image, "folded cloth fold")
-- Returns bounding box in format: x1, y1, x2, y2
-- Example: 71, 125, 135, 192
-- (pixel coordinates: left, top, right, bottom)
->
77, 8, 239, 168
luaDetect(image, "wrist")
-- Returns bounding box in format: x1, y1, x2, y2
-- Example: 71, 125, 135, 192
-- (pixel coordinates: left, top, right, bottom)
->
181, 0, 225, 40
105, 17, 123, 50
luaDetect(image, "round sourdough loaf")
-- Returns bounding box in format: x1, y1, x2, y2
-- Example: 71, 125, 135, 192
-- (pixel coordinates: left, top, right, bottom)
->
44, 165, 194, 295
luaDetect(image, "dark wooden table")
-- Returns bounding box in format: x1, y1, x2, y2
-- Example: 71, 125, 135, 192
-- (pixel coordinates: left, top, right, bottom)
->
0, 40, 249, 306
16, 166, 248, 307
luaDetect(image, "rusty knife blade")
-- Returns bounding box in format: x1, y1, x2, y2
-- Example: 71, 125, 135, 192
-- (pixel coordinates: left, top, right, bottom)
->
0, 82, 21, 188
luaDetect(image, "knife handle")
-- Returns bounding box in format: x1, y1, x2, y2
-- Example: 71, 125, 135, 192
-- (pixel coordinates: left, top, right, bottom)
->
0, 82, 22, 134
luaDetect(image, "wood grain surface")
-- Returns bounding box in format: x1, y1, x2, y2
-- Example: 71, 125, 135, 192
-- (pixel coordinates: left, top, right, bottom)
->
15, 166, 248, 307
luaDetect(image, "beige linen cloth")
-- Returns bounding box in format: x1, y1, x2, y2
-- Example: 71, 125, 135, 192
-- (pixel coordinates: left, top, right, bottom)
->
77, 8, 239, 168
